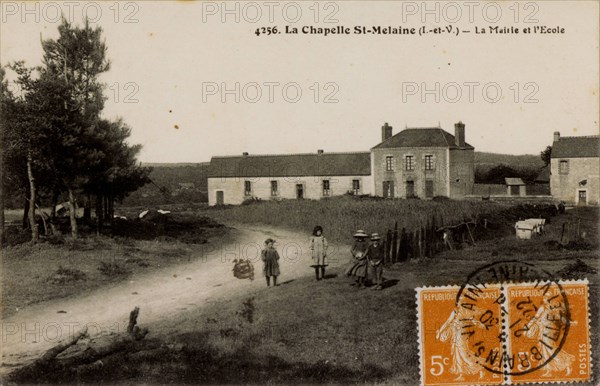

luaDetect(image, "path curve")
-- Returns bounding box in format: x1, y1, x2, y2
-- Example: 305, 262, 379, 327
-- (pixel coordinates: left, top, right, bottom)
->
0, 224, 348, 373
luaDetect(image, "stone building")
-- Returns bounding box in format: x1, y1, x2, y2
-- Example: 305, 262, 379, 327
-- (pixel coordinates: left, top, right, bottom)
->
207, 121, 475, 205
370, 122, 475, 199
550, 132, 599, 206
207, 151, 372, 205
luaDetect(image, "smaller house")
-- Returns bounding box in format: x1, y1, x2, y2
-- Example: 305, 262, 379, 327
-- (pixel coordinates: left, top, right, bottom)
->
550, 132, 599, 206
505, 178, 526, 196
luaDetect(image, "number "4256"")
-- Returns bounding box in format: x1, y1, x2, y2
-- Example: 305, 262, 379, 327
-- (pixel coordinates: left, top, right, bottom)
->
255, 26, 279, 36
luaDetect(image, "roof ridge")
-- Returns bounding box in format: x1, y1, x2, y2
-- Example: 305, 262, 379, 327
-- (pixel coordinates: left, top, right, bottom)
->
439, 127, 451, 147
558, 135, 600, 139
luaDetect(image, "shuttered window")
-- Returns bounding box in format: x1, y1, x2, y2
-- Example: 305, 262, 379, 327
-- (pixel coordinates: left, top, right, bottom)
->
559, 160, 569, 174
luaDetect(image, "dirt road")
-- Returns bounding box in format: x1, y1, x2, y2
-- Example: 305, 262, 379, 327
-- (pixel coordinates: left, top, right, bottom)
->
0, 224, 349, 373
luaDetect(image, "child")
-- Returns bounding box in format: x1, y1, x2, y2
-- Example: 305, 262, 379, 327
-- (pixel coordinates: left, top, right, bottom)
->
261, 238, 280, 287
346, 230, 369, 288
367, 233, 384, 290
309, 225, 328, 281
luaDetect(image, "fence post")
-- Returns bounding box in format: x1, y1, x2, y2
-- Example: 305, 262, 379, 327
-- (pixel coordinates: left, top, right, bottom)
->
384, 229, 392, 263
392, 221, 398, 263
398, 227, 407, 262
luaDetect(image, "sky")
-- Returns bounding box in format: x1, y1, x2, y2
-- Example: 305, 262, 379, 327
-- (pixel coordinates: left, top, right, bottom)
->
1, 0, 598, 163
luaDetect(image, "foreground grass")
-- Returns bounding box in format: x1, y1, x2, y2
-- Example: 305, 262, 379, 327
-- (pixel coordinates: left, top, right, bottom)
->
204, 196, 508, 243
8, 208, 597, 385
1, 211, 228, 318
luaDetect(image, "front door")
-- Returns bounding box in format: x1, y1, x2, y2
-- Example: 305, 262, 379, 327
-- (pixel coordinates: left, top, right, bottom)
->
510, 185, 519, 196
425, 180, 434, 198
216, 190, 224, 205
296, 184, 304, 199
578, 190, 587, 206
383, 181, 395, 198
406, 181, 415, 198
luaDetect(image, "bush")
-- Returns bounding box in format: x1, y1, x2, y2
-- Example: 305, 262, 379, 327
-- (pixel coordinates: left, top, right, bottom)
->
98, 261, 131, 277
47, 266, 87, 284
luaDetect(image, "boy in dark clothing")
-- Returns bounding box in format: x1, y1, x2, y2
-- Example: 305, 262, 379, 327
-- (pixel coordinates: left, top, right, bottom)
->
261, 238, 280, 287
367, 233, 384, 290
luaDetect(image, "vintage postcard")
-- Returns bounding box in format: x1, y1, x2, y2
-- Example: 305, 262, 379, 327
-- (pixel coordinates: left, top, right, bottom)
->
0, 1, 598, 385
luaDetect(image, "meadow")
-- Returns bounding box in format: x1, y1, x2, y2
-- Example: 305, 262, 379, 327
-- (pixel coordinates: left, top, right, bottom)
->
6, 207, 597, 385
204, 196, 506, 243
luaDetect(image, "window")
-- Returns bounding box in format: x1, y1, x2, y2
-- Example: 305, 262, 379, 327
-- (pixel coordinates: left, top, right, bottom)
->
322, 180, 331, 196
425, 155, 434, 170
405, 155, 415, 171
244, 181, 252, 196
385, 156, 394, 171
270, 180, 278, 196
559, 160, 569, 174
352, 179, 360, 194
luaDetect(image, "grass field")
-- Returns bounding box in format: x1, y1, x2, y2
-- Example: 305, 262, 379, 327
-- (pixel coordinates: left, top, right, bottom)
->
204, 196, 507, 243
6, 206, 596, 385
1, 212, 228, 318
3, 203, 598, 385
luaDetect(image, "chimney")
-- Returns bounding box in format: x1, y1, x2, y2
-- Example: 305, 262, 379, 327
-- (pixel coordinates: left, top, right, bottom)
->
454, 121, 465, 147
242, 152, 249, 157
381, 122, 392, 142
553, 131, 560, 142
317, 149, 324, 154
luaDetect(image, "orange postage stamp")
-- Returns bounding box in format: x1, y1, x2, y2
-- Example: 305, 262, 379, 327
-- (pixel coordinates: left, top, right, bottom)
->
416, 261, 591, 386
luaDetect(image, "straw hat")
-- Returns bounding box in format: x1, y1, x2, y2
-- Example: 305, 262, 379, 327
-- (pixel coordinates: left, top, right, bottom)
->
370, 233, 381, 241
353, 230, 368, 238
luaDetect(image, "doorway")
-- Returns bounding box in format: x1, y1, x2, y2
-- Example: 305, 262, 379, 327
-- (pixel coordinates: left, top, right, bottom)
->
216, 191, 224, 205
425, 180, 434, 198
296, 184, 304, 199
406, 180, 415, 198
383, 181, 395, 198
578, 190, 587, 206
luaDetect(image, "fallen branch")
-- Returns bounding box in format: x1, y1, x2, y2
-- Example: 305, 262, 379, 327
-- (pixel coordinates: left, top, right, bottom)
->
8, 308, 148, 383
39, 326, 88, 363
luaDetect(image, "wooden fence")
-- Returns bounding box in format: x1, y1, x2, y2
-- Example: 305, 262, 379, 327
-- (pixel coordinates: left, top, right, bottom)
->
381, 216, 477, 263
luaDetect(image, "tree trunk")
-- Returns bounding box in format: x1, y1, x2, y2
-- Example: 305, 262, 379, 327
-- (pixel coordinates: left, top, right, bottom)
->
0, 135, 4, 247
83, 194, 91, 221
51, 191, 59, 218
27, 152, 38, 242
22, 194, 29, 229
95, 194, 103, 234
67, 188, 78, 239
106, 194, 114, 227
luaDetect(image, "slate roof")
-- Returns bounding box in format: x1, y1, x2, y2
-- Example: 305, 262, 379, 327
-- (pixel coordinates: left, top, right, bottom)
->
552, 136, 600, 158
505, 178, 525, 186
208, 152, 371, 178
371, 127, 474, 150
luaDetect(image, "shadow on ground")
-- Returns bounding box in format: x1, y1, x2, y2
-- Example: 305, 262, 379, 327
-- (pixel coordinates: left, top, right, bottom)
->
5, 332, 390, 385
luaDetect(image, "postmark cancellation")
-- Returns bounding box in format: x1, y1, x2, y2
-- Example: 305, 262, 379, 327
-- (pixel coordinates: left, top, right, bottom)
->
416, 273, 591, 385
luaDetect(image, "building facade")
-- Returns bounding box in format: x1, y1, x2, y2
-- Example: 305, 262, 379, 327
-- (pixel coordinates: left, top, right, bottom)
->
550, 132, 599, 206
370, 122, 474, 199
207, 122, 475, 205
208, 152, 372, 205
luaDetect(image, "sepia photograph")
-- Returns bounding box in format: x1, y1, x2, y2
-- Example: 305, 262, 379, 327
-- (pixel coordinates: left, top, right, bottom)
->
0, 1, 598, 385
